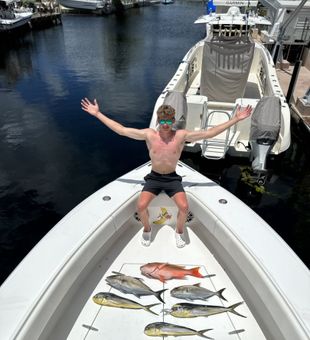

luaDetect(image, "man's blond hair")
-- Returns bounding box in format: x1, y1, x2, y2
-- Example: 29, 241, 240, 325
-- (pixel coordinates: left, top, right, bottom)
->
157, 105, 175, 119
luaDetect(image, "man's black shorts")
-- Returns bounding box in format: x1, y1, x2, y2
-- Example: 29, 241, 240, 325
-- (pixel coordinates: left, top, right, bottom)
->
142, 170, 184, 197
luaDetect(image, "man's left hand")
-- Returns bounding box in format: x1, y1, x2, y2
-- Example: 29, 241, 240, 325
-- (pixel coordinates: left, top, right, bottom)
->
235, 104, 253, 121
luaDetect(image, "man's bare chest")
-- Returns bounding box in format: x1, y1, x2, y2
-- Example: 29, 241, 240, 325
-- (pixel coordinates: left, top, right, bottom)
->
150, 137, 181, 155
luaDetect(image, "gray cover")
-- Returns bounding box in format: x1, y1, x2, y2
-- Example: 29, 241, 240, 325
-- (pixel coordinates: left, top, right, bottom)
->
200, 36, 254, 102
250, 96, 281, 141
163, 91, 187, 129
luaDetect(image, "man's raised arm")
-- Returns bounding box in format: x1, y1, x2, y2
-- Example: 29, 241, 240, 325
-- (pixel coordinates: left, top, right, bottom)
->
184, 105, 253, 143
81, 98, 148, 141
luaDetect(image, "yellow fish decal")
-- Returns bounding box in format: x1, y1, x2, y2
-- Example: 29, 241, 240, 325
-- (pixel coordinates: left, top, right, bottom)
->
153, 207, 172, 225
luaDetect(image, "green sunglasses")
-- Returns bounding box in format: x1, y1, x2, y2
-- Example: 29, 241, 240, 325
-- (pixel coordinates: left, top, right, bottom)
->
159, 119, 173, 125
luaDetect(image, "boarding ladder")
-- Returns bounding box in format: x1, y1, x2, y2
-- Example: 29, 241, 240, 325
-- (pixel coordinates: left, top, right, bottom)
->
201, 109, 236, 160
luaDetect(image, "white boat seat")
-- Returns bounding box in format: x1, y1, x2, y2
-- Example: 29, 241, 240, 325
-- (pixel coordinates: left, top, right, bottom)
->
185, 95, 208, 131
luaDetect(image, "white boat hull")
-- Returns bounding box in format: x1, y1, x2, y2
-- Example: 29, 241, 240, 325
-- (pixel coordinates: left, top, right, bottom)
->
59, 0, 105, 10
0, 12, 32, 32
0, 162, 309, 339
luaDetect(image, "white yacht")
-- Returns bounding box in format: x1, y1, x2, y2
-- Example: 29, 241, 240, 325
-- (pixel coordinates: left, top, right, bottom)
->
58, 0, 106, 11
0, 0, 32, 32
150, 7, 291, 177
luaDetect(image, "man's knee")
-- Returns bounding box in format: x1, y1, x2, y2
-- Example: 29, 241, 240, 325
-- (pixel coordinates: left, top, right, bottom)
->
173, 192, 189, 214
137, 201, 147, 213
137, 197, 152, 213
178, 200, 189, 214
137, 192, 156, 213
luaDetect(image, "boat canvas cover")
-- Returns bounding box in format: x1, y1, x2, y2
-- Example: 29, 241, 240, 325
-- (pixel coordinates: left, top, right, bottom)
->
200, 35, 254, 102
250, 96, 281, 140
163, 90, 188, 129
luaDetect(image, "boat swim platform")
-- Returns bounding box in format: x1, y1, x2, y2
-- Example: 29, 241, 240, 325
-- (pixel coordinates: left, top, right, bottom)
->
52, 222, 266, 340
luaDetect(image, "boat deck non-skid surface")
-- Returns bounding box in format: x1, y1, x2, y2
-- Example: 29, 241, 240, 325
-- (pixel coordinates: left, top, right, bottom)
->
59, 222, 266, 340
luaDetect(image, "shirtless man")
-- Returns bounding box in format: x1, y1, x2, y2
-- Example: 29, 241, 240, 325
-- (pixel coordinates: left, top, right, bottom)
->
81, 98, 252, 248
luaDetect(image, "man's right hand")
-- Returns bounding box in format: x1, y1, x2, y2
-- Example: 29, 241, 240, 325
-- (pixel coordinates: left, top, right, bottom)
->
81, 97, 150, 141
81, 98, 100, 117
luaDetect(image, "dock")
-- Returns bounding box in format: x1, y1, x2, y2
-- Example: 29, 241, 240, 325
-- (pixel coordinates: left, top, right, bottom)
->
30, 12, 62, 28
276, 64, 310, 130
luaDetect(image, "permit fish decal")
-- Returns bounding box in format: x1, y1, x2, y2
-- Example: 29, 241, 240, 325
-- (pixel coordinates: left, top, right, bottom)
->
152, 207, 172, 225
164, 302, 246, 318
92, 292, 160, 315
140, 262, 213, 283
105, 272, 167, 303
170, 283, 227, 302
144, 322, 213, 339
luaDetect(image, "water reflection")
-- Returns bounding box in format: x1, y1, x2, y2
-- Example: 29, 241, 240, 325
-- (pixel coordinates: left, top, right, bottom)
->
0, 185, 61, 282
0, 36, 33, 87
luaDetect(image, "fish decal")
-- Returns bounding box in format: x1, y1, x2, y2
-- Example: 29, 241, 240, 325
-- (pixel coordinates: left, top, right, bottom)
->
144, 322, 213, 339
164, 302, 246, 318
92, 292, 160, 315
170, 283, 227, 302
152, 207, 172, 225
140, 262, 211, 283
105, 272, 167, 303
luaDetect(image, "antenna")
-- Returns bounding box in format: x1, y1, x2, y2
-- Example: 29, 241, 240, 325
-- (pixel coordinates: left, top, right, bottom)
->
245, 0, 250, 37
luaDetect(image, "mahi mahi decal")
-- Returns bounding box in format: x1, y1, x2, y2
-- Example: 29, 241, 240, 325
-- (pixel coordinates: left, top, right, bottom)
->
153, 207, 172, 225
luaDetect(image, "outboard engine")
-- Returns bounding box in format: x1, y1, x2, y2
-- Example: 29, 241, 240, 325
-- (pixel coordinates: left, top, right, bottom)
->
249, 96, 281, 173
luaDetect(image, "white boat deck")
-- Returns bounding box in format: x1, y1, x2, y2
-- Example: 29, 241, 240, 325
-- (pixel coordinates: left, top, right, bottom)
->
1, 162, 309, 340
53, 221, 266, 340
